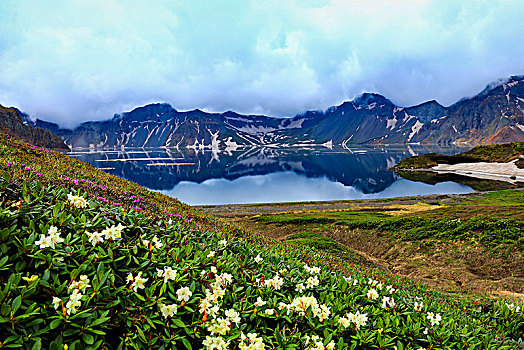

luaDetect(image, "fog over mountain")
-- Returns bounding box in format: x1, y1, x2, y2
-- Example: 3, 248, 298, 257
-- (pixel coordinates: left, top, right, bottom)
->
1, 0, 524, 128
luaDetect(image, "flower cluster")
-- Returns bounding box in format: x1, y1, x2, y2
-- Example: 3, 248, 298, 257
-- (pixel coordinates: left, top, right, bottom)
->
203, 336, 230, 350
239, 332, 265, 350
158, 303, 178, 318
381, 296, 396, 309
338, 310, 369, 330
157, 266, 177, 283
426, 312, 442, 326
67, 193, 88, 208
52, 275, 91, 315
505, 302, 522, 313
304, 334, 335, 350
280, 295, 331, 322
35, 226, 64, 249
86, 224, 125, 246
127, 272, 148, 292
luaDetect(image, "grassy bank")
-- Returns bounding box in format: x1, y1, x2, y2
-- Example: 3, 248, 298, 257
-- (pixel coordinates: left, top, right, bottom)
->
0, 132, 523, 349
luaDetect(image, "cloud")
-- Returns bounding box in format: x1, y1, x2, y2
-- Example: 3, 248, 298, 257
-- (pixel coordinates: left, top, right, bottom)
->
0, 0, 523, 128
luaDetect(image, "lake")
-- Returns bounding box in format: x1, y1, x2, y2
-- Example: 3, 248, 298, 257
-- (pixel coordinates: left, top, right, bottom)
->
68, 145, 475, 205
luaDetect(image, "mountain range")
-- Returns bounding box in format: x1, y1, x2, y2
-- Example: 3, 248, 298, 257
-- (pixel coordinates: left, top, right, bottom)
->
15, 75, 524, 149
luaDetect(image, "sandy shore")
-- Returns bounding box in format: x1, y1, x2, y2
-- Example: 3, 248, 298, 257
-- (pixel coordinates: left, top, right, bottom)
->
432, 160, 524, 183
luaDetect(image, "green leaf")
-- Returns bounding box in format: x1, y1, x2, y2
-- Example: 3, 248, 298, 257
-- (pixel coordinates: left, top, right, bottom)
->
181, 338, 192, 350
172, 318, 185, 328
31, 339, 41, 350
50, 318, 62, 330
90, 316, 110, 328
83, 334, 94, 345
11, 295, 21, 314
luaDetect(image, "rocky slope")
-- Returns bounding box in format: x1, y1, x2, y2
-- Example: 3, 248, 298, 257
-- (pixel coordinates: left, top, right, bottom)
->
28, 75, 524, 149
0, 104, 70, 151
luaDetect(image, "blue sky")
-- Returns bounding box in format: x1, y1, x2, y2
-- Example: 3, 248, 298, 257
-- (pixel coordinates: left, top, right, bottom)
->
1, 0, 523, 128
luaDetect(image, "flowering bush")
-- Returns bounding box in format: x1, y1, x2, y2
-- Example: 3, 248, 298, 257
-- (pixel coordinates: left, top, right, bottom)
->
0, 177, 522, 349
0, 134, 523, 349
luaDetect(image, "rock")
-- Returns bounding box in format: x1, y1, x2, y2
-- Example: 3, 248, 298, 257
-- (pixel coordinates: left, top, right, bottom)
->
0, 105, 70, 151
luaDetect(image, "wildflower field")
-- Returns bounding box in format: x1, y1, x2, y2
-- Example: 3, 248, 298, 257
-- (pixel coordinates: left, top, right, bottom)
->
0, 133, 523, 349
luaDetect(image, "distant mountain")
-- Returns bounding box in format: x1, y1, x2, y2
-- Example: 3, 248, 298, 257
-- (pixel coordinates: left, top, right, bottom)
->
0, 104, 70, 151
27, 75, 524, 149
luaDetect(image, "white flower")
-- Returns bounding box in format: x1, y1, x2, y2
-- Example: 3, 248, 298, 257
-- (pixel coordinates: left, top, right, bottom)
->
254, 297, 266, 307
351, 310, 369, 329
208, 251, 216, 258
306, 275, 319, 289
162, 267, 177, 283
128, 272, 148, 292
307, 265, 321, 274
52, 297, 62, 309
414, 301, 424, 312
382, 296, 396, 309
102, 224, 124, 240
203, 336, 230, 350
317, 304, 331, 322
367, 288, 379, 300
158, 303, 178, 318
176, 286, 192, 302
239, 332, 265, 350
219, 239, 227, 247
35, 226, 64, 249
86, 231, 104, 246
266, 275, 284, 290
69, 275, 91, 292
35, 234, 53, 249
264, 308, 274, 315
295, 283, 305, 293
66, 289, 83, 315
426, 312, 442, 326
254, 254, 263, 263
152, 236, 163, 249
207, 317, 231, 335
224, 309, 241, 326
67, 194, 88, 208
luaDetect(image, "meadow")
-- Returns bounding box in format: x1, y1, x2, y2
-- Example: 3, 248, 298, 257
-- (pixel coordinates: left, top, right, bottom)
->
0, 132, 523, 349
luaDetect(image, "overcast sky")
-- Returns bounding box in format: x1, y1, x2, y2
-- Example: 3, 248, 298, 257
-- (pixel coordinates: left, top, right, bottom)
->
1, 0, 524, 128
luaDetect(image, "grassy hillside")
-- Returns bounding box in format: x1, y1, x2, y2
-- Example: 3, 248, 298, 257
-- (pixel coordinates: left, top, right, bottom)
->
0, 132, 523, 349
393, 142, 524, 169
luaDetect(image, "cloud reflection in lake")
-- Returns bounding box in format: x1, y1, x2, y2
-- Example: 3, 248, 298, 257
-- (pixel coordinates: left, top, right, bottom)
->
162, 171, 473, 205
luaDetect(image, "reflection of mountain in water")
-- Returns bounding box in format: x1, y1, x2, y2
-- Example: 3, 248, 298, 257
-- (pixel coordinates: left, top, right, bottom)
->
71, 145, 468, 194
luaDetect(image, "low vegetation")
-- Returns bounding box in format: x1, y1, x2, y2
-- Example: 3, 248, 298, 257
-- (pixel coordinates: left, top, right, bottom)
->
0, 132, 523, 349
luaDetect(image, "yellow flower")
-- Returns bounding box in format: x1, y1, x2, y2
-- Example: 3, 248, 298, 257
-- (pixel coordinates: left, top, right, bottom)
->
22, 275, 38, 283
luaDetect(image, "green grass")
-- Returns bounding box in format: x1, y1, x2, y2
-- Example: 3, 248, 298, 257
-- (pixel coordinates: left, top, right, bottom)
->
285, 232, 368, 265
252, 190, 524, 249
252, 211, 391, 226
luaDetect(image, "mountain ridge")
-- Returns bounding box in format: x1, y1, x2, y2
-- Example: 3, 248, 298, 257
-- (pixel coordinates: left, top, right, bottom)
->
19, 75, 524, 149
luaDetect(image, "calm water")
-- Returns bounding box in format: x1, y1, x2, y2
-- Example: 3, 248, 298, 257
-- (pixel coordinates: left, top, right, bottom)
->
69, 145, 474, 205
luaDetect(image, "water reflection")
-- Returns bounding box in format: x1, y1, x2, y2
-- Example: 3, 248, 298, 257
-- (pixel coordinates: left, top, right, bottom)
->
69, 145, 474, 205
163, 172, 473, 205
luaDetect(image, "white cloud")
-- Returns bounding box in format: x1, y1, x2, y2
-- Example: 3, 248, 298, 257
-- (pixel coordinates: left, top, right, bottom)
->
0, 0, 523, 127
